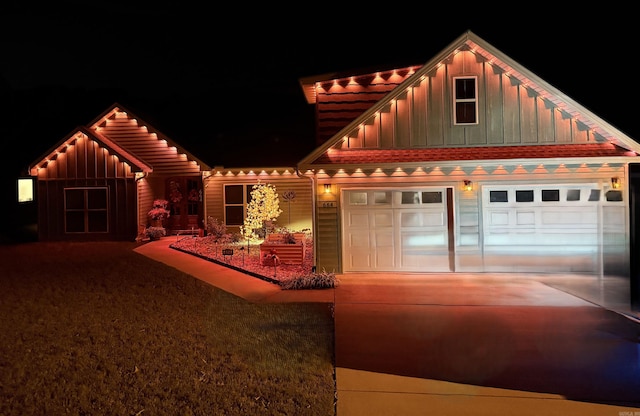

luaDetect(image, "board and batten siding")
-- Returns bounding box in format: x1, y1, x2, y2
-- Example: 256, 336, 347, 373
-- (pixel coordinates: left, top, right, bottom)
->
337, 49, 593, 149
34, 132, 138, 241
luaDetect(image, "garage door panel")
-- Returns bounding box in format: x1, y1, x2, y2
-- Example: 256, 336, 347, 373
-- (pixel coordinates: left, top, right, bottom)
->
347, 211, 370, 227
347, 250, 372, 268
401, 231, 447, 247
348, 232, 370, 248
399, 211, 445, 227
373, 229, 395, 268
515, 211, 535, 225
374, 230, 394, 247
488, 211, 510, 226
541, 209, 597, 225
373, 211, 393, 227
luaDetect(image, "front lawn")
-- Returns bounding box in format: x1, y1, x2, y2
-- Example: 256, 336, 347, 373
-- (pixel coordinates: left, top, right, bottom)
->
0, 241, 336, 415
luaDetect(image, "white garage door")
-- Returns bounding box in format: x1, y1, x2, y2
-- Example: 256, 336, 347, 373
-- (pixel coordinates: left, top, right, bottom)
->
342, 188, 451, 272
482, 184, 603, 272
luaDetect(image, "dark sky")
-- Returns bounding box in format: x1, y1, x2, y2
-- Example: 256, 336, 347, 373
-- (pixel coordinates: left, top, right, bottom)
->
1, 2, 637, 175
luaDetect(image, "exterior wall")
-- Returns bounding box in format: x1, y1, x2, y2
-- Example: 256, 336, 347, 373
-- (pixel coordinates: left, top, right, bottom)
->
34, 133, 138, 241
334, 49, 594, 150
204, 170, 313, 238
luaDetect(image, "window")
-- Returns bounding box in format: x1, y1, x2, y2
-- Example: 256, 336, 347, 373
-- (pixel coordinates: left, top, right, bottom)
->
606, 190, 623, 202
373, 191, 391, 204
516, 190, 534, 202
64, 187, 108, 233
453, 76, 478, 125
421, 191, 443, 204
588, 189, 601, 201
401, 191, 420, 204
17, 178, 34, 203
541, 189, 559, 201
187, 179, 200, 215
490, 190, 508, 202
567, 189, 581, 201
401, 191, 443, 204
349, 192, 367, 205
223, 184, 253, 226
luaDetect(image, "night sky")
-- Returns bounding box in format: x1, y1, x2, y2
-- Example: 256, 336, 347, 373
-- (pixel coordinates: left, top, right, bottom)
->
1, 2, 637, 177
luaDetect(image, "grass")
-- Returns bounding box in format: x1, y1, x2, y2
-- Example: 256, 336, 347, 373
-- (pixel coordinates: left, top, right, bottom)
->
0, 241, 336, 415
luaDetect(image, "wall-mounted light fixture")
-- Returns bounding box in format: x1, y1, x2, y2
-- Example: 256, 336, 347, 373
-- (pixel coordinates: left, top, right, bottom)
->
324, 183, 332, 194
611, 177, 621, 189
463, 180, 473, 191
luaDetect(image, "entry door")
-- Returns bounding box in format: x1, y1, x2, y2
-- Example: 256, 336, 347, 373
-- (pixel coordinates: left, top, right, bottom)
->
166, 177, 202, 232
342, 188, 452, 272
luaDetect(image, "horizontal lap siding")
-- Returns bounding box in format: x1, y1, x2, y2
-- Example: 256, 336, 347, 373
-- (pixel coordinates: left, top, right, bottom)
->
203, 175, 313, 235
315, 70, 415, 145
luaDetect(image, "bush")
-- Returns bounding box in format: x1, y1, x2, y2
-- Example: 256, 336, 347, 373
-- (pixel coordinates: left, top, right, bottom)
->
145, 226, 166, 239
205, 217, 238, 243
279, 269, 338, 290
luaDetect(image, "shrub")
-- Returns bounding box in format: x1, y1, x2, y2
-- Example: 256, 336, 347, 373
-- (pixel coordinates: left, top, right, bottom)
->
279, 269, 338, 290
145, 226, 166, 239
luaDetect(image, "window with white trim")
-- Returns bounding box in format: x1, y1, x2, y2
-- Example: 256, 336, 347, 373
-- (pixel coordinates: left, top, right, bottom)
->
453, 76, 478, 125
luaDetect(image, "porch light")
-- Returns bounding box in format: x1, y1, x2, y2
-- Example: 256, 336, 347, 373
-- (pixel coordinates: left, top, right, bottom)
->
463, 180, 473, 191
611, 177, 621, 189
324, 184, 332, 194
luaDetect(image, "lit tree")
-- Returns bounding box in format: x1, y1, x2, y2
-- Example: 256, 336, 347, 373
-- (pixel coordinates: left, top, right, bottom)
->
240, 182, 283, 241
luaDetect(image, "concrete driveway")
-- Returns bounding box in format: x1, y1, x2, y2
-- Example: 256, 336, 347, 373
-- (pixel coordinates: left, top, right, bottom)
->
333, 273, 640, 415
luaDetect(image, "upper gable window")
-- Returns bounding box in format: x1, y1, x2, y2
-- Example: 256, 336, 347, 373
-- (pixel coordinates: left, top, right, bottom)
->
453, 76, 478, 125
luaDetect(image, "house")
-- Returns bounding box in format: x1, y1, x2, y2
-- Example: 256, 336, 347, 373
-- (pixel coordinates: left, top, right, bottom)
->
26, 31, 640, 294
297, 30, 640, 281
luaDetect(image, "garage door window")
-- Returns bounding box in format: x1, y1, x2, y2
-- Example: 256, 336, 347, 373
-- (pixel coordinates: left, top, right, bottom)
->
515, 190, 534, 202
567, 189, 580, 201
490, 190, 508, 202
542, 189, 560, 201
401, 191, 443, 205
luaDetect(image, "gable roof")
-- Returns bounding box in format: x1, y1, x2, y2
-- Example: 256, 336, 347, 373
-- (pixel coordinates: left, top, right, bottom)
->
87, 103, 211, 174
30, 103, 211, 176
298, 30, 640, 168
29, 126, 153, 175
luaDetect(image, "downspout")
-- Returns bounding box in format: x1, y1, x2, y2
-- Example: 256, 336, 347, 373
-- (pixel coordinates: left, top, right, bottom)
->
297, 166, 317, 272
201, 170, 214, 231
